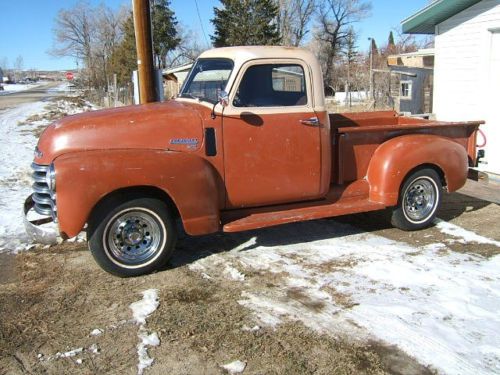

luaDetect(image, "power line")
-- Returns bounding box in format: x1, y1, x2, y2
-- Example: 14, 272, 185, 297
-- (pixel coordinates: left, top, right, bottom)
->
194, 0, 210, 48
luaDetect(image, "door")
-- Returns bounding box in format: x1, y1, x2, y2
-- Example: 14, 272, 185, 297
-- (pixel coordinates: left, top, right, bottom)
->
222, 61, 322, 208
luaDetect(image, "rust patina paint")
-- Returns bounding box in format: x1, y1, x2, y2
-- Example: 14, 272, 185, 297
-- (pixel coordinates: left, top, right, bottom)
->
31, 47, 483, 237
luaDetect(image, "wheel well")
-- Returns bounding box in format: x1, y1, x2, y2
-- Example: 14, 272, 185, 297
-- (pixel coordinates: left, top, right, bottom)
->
89, 186, 181, 225
403, 164, 446, 189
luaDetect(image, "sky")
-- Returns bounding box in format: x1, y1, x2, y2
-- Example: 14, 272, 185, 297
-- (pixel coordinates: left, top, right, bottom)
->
0, 0, 430, 71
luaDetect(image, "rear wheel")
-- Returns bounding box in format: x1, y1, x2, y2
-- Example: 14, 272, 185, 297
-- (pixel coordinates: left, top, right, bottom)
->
88, 197, 176, 277
391, 168, 442, 231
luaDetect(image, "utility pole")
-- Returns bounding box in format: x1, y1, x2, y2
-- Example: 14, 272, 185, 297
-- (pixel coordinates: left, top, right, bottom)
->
132, 0, 156, 104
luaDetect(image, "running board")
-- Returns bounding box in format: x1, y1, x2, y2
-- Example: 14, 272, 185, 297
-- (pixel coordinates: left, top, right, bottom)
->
222, 195, 385, 233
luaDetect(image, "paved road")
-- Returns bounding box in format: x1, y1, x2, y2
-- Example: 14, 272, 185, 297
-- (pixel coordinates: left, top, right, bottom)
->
0, 82, 64, 110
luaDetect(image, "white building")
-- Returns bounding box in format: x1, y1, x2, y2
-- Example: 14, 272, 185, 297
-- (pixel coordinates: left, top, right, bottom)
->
402, 0, 500, 176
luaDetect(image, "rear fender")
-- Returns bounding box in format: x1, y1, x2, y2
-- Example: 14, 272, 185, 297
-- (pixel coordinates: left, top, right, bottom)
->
367, 134, 468, 206
54, 149, 221, 238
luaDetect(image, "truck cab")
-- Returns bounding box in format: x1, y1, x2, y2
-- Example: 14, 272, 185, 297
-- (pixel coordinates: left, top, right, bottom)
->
24, 46, 482, 276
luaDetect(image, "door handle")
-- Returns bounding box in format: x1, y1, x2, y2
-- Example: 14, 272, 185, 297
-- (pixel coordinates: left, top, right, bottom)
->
300, 117, 320, 126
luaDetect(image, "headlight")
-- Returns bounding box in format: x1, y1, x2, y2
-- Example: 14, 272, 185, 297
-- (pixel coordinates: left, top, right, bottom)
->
46, 163, 56, 192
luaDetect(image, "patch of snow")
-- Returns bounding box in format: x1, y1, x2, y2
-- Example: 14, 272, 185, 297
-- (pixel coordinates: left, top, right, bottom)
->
89, 343, 100, 354
75, 358, 83, 365
130, 289, 161, 375
191, 219, 500, 375
130, 289, 160, 325
223, 263, 245, 281
90, 328, 103, 336
241, 324, 260, 332
137, 332, 160, 374
46, 82, 73, 93
56, 347, 83, 358
221, 360, 246, 374
434, 219, 500, 247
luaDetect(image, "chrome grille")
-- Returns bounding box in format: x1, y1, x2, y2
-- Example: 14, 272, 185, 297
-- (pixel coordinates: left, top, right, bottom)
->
31, 163, 57, 219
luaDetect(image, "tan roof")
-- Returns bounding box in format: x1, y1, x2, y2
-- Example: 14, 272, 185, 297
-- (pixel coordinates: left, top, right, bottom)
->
199, 46, 319, 67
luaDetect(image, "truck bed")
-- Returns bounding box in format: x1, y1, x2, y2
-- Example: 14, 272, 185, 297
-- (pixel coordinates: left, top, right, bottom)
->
329, 111, 482, 185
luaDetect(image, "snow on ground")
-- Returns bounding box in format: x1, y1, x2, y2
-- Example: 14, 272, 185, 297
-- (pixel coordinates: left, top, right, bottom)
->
130, 289, 161, 375
0, 92, 94, 253
190, 220, 500, 375
0, 101, 50, 252
0, 82, 43, 95
327, 90, 368, 106
221, 360, 247, 374
46, 82, 76, 94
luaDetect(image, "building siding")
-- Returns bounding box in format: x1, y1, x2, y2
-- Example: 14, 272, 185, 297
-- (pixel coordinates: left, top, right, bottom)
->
434, 0, 500, 174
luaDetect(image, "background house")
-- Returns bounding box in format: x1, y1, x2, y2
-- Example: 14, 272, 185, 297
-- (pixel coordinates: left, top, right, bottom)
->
402, 0, 500, 176
388, 49, 435, 115
163, 63, 192, 98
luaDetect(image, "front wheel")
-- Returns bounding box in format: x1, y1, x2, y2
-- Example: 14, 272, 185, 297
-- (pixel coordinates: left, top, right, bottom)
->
391, 168, 442, 231
88, 197, 177, 277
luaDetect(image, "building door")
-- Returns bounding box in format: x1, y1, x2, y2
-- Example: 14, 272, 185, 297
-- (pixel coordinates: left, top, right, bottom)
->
485, 31, 500, 175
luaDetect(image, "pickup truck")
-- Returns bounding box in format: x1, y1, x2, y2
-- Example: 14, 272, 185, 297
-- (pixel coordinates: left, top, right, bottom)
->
24, 46, 482, 277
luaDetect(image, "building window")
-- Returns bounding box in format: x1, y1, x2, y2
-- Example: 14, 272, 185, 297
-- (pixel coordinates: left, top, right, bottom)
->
400, 81, 412, 100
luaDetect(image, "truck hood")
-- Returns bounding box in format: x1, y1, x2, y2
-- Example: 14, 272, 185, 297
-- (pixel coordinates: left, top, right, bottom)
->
35, 100, 204, 164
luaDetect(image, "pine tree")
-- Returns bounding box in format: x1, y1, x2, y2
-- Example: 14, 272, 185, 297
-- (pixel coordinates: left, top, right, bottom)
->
387, 31, 396, 54
211, 0, 281, 47
109, 14, 137, 86
371, 38, 379, 56
151, 0, 181, 68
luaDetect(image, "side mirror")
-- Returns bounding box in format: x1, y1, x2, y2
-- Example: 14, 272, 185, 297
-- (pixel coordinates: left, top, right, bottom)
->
218, 91, 229, 107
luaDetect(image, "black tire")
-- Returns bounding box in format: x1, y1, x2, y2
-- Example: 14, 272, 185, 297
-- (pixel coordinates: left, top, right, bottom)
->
88, 197, 177, 277
391, 168, 442, 231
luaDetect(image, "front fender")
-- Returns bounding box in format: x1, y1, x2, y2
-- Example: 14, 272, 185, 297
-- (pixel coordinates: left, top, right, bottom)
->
54, 149, 221, 238
367, 134, 468, 206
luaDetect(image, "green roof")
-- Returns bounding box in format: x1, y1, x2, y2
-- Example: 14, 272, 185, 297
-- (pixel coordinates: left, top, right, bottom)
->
402, 0, 483, 34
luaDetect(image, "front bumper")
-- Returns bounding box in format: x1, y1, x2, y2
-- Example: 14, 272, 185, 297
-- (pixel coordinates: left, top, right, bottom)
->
23, 194, 60, 245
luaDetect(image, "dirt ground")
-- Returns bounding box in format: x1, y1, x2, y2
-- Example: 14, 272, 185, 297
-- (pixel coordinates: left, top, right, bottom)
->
1, 179, 498, 375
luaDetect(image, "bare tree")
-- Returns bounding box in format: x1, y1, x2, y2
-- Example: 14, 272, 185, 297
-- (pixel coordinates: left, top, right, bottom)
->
51, 1, 126, 89
277, 0, 316, 46
315, 0, 371, 86
167, 27, 205, 67
14, 55, 24, 81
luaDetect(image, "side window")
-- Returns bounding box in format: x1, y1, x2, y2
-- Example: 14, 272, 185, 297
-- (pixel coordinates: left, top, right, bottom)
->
233, 64, 307, 107
400, 81, 412, 100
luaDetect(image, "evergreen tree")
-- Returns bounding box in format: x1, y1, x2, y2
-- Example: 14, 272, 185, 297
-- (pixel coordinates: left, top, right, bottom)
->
151, 0, 181, 68
211, 0, 281, 47
371, 38, 379, 56
109, 14, 137, 86
388, 31, 395, 46
387, 30, 396, 54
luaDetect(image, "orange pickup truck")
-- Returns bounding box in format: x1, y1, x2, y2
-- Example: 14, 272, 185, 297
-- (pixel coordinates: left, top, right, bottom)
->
24, 46, 482, 276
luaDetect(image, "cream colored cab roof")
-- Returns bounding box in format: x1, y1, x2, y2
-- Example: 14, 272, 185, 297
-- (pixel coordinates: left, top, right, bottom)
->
197, 46, 325, 110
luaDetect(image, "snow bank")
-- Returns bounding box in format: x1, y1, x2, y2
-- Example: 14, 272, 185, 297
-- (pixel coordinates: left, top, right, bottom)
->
0, 83, 42, 95
192, 219, 500, 375
0, 95, 96, 253
0, 101, 49, 253
130, 289, 161, 375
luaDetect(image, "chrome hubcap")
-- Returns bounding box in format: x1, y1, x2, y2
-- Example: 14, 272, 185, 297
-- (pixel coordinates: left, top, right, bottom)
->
403, 178, 436, 222
106, 210, 163, 265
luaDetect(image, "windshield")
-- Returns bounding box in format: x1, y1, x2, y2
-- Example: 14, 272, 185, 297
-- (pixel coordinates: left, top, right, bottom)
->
179, 58, 234, 104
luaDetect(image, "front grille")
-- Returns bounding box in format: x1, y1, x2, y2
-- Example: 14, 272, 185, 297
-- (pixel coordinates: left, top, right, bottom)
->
31, 163, 57, 219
